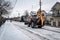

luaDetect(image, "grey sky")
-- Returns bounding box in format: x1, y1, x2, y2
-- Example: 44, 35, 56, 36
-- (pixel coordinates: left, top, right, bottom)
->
10, 0, 60, 17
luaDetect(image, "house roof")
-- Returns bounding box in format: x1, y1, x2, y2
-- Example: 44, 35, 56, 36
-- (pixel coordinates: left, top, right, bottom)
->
41, 10, 46, 14
46, 13, 52, 16
30, 11, 37, 15
52, 2, 60, 10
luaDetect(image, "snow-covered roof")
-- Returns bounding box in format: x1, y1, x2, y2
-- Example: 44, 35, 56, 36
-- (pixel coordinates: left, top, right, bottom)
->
30, 11, 37, 15
52, 2, 60, 10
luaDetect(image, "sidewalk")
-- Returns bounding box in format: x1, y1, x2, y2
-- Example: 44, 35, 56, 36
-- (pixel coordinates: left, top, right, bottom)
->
43, 25, 60, 33
12, 21, 60, 33
0, 21, 32, 40
12, 21, 60, 40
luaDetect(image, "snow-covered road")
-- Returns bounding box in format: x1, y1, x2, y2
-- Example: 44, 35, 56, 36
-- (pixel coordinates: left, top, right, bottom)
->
0, 21, 32, 40
12, 21, 60, 40
0, 21, 60, 40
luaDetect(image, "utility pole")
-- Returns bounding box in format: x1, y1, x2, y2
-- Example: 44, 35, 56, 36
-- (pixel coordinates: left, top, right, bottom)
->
31, 4, 33, 11
40, 0, 41, 12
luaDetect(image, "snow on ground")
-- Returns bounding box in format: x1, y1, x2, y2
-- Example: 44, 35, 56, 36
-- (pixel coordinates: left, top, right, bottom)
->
12, 21, 60, 33
12, 21, 60, 40
43, 25, 60, 33
0, 21, 32, 40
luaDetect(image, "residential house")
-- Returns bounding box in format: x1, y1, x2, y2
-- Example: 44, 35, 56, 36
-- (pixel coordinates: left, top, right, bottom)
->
46, 13, 52, 25
51, 2, 60, 27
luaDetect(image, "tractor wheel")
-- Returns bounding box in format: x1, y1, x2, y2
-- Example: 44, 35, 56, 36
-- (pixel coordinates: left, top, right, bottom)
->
24, 22, 27, 25
28, 23, 30, 27
38, 20, 42, 28
31, 22, 34, 28
38, 25, 42, 28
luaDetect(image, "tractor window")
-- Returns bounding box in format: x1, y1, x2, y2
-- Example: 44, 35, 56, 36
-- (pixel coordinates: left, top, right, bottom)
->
32, 15, 37, 18
42, 14, 44, 16
32, 15, 37, 17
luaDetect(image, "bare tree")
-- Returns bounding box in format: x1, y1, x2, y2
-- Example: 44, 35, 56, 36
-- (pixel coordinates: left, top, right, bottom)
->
0, 0, 15, 26
24, 10, 29, 17
0, 0, 13, 16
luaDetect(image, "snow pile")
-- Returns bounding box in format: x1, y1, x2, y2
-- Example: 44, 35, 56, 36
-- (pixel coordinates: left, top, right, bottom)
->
0, 21, 32, 40
43, 25, 60, 33
12, 21, 60, 40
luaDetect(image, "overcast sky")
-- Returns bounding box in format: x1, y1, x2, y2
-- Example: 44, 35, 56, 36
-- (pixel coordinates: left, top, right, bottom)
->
9, 0, 60, 17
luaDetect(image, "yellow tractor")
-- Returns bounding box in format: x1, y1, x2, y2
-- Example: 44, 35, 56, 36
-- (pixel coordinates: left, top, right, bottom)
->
36, 9, 45, 27
27, 8, 45, 28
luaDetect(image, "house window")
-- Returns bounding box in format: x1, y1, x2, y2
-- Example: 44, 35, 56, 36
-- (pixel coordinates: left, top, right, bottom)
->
54, 10, 60, 15
58, 22, 60, 26
57, 10, 60, 15
58, 10, 59, 15
53, 10, 56, 14
59, 10, 60, 14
